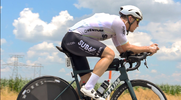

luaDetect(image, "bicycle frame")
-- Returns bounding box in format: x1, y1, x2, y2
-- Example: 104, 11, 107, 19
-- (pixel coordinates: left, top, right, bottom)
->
55, 46, 138, 100
102, 66, 137, 100
17, 47, 165, 100
55, 56, 137, 100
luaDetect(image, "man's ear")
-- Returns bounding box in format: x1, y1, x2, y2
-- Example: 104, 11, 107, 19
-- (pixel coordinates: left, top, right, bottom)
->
128, 16, 132, 22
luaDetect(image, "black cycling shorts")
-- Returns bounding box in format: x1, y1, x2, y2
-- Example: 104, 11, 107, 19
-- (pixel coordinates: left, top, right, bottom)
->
61, 32, 106, 77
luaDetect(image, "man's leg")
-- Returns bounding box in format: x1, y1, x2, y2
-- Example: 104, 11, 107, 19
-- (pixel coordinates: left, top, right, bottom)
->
81, 47, 115, 100
93, 47, 115, 76
84, 47, 115, 90
79, 73, 91, 86
75, 73, 91, 97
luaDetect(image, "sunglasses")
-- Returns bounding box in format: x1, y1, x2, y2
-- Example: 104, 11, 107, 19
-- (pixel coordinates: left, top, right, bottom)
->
135, 18, 140, 25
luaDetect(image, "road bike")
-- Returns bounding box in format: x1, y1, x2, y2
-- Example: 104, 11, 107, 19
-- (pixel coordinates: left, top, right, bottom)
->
17, 46, 167, 100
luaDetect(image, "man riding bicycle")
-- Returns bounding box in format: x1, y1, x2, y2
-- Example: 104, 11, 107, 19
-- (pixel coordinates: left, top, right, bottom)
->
61, 5, 159, 100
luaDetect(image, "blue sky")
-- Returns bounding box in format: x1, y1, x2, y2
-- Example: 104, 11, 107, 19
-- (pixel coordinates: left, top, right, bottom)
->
1, 0, 181, 85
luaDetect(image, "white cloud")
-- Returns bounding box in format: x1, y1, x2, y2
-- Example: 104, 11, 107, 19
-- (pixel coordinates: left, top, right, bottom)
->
0, 48, 3, 52
135, 70, 141, 74
27, 41, 56, 58
127, 32, 153, 46
66, 73, 71, 76
131, 74, 154, 81
0, 6, 2, 13
172, 72, 181, 82
74, 0, 181, 22
1, 38, 6, 45
26, 60, 36, 66
1, 60, 5, 64
154, 0, 174, 4
1, 39, 7, 52
1, 67, 10, 72
138, 20, 181, 60
143, 21, 181, 44
6, 57, 18, 63
28, 41, 55, 52
172, 72, 181, 77
151, 69, 157, 73
27, 42, 63, 64
2, 57, 28, 68
176, 63, 181, 69
158, 41, 181, 60
59, 68, 65, 72
13, 8, 73, 42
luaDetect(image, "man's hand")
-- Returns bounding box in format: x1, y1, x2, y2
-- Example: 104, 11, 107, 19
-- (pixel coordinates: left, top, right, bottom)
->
149, 43, 159, 56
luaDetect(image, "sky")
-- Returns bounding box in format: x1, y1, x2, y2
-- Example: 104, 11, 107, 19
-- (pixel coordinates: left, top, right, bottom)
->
1, 0, 181, 85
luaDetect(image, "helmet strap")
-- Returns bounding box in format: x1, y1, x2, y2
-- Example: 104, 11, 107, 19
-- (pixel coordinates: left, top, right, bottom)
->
126, 16, 136, 35
124, 21, 128, 24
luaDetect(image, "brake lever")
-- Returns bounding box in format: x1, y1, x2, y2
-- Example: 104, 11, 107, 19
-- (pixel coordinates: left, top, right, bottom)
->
126, 61, 141, 72
130, 62, 140, 71
144, 58, 148, 68
129, 62, 133, 68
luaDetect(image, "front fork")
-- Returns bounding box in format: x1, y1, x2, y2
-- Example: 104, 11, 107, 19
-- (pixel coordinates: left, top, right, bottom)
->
125, 80, 137, 100
120, 61, 137, 100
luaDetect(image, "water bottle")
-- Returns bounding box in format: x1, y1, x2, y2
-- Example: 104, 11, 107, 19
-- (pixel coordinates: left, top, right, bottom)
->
96, 80, 110, 96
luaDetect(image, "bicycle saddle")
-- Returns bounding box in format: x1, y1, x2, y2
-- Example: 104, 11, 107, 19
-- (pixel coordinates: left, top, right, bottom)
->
56, 46, 70, 57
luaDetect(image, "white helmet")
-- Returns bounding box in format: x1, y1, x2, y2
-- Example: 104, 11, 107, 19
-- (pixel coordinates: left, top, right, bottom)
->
119, 5, 143, 20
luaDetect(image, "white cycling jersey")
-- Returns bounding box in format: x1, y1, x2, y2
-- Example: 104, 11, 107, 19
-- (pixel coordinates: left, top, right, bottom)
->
69, 13, 128, 47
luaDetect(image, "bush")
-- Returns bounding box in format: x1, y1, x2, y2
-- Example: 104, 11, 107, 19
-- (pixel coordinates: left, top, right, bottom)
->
0, 77, 31, 93
158, 84, 181, 95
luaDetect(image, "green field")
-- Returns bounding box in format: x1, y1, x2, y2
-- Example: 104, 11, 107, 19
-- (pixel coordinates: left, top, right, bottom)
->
1, 77, 181, 96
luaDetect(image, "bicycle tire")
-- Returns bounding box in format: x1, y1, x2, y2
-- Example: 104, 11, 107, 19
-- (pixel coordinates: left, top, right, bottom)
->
17, 76, 79, 100
111, 79, 167, 100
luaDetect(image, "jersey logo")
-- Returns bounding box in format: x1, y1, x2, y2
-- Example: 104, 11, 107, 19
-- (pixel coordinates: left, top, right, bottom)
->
122, 26, 126, 35
102, 34, 108, 40
96, 47, 103, 56
78, 40, 96, 52
84, 28, 104, 33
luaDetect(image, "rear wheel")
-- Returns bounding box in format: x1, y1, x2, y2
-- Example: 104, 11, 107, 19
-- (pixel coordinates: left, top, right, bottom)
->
111, 80, 167, 100
17, 76, 79, 100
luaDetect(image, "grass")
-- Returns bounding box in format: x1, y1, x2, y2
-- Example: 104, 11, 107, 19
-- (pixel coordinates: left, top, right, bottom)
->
1, 77, 181, 96
1, 87, 18, 100
158, 84, 181, 95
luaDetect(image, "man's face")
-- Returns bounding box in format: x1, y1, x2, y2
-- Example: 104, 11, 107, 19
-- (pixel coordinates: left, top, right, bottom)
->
129, 16, 140, 32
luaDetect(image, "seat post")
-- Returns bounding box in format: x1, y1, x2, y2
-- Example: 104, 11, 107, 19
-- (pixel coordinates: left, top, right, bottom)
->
56, 46, 84, 98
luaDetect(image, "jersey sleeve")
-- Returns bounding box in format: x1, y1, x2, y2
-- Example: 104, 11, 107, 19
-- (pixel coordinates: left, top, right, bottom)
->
111, 17, 128, 47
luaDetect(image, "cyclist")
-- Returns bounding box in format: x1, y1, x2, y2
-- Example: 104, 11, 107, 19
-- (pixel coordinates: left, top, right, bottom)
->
61, 5, 159, 100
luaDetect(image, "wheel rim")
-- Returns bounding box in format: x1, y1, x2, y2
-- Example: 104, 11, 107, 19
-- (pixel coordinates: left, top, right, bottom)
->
118, 86, 161, 100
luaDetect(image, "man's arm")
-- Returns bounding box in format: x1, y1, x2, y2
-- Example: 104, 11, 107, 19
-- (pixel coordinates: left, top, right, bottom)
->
116, 42, 159, 55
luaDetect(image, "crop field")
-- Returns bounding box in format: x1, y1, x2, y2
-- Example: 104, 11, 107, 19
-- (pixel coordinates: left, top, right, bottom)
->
1, 77, 181, 100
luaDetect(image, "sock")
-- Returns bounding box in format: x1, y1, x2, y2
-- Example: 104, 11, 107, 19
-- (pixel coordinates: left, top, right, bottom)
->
85, 73, 100, 90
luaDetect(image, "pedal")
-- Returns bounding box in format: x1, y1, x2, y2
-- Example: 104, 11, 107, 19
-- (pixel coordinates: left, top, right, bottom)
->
80, 91, 91, 100
83, 97, 92, 100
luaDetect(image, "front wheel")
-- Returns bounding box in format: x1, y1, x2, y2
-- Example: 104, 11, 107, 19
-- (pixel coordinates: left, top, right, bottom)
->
111, 79, 167, 100
17, 76, 79, 100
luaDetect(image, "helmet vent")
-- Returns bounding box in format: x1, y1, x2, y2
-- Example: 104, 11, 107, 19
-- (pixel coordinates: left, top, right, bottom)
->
128, 9, 133, 11
120, 7, 123, 10
136, 12, 140, 16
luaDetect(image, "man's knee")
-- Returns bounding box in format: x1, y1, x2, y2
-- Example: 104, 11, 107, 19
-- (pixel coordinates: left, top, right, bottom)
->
102, 47, 115, 61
